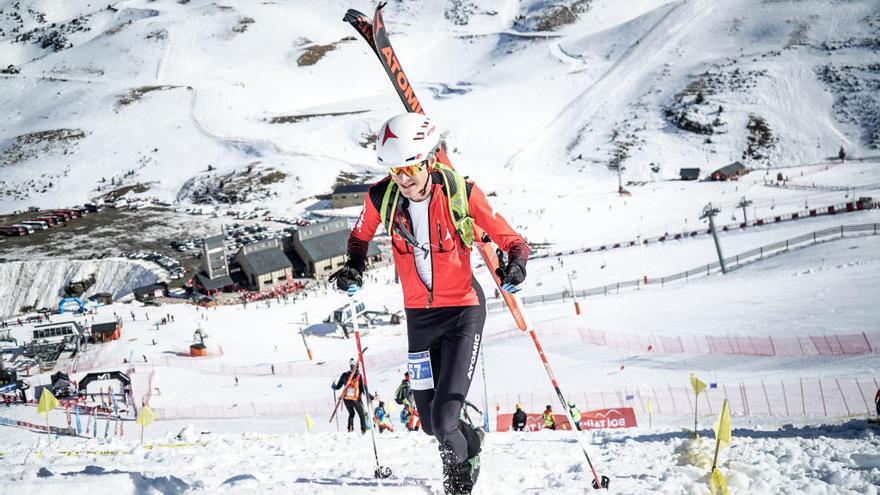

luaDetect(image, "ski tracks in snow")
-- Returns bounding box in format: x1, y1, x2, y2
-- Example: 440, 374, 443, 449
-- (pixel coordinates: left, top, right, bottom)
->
184, 87, 363, 170
507, 0, 716, 169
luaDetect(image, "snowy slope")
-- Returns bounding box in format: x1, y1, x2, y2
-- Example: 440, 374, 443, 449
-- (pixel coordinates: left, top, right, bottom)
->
0, 420, 877, 494
1, 234, 879, 493
0, 258, 162, 317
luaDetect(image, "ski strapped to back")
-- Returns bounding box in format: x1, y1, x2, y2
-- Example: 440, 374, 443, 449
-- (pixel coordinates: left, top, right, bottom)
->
343, 3, 609, 489
328, 346, 368, 424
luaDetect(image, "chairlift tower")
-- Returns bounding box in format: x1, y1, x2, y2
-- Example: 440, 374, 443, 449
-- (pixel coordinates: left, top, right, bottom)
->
700, 202, 728, 274
737, 197, 753, 224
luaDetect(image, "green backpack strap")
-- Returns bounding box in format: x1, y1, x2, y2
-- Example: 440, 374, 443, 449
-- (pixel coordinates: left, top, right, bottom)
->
379, 181, 401, 236
433, 163, 475, 248
378, 165, 475, 248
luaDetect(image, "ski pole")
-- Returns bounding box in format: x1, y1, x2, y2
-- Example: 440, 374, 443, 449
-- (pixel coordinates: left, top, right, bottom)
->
479, 349, 490, 432
350, 296, 392, 479
332, 388, 340, 432
489, 240, 609, 489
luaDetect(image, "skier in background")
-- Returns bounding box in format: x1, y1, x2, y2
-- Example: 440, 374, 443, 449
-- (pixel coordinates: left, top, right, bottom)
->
374, 401, 395, 433
543, 405, 556, 430
394, 371, 414, 407
512, 403, 527, 432
332, 358, 368, 433
330, 114, 530, 494
401, 401, 421, 432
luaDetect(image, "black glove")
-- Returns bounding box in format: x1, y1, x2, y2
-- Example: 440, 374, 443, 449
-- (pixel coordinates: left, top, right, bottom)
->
495, 251, 526, 293
329, 264, 363, 295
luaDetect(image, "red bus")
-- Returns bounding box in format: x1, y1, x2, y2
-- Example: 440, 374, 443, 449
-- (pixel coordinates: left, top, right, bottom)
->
50, 209, 80, 219
33, 216, 60, 226
0, 225, 28, 236
46, 210, 72, 221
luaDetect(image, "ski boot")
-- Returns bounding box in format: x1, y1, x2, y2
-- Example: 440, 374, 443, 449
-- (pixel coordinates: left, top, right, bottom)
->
462, 421, 484, 487
441, 423, 485, 494
441, 447, 472, 495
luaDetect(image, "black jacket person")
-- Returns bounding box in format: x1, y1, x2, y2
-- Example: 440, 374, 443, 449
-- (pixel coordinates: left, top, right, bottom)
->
512, 404, 527, 432
332, 359, 368, 433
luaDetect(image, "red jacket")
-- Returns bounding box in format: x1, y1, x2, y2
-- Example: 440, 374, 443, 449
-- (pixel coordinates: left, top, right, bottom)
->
348, 172, 529, 309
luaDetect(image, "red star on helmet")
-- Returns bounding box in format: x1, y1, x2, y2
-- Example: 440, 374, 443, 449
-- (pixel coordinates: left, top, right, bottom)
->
381, 124, 398, 145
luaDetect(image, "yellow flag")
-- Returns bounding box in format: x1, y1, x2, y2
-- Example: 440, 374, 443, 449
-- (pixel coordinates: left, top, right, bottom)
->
689, 373, 707, 396
304, 412, 315, 432
645, 399, 652, 414
37, 388, 59, 418
709, 467, 729, 495
136, 405, 156, 427
712, 400, 732, 451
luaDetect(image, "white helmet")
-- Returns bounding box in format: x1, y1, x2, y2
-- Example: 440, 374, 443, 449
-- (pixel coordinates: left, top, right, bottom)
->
376, 113, 441, 168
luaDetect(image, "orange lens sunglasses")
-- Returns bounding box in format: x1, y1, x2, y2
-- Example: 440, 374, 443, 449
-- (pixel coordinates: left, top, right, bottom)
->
389, 159, 429, 177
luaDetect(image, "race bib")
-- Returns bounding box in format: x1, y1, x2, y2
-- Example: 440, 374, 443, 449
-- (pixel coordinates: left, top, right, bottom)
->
344, 386, 357, 401
407, 351, 434, 391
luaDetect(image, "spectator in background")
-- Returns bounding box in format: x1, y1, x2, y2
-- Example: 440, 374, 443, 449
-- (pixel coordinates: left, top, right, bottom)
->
394, 371, 414, 407
512, 403, 527, 432
875, 388, 879, 416
543, 405, 556, 430
567, 400, 582, 431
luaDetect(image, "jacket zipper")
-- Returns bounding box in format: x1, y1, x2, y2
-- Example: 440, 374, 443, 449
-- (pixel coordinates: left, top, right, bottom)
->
437, 222, 443, 252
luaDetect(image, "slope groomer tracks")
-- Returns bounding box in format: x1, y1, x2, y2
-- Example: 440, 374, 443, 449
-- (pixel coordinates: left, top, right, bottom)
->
185, 86, 364, 169
136, 0, 362, 171
507, 0, 715, 169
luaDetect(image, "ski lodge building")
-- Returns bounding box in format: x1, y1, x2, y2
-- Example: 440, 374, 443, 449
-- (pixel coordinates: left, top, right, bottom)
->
709, 161, 749, 181
235, 238, 294, 291
132, 283, 167, 302
30, 320, 83, 350
330, 184, 372, 209
290, 218, 381, 279
88, 292, 113, 305
91, 320, 122, 343
195, 233, 235, 295
679, 168, 701, 181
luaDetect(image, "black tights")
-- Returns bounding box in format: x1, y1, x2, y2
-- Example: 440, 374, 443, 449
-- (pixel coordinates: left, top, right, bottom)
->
406, 282, 486, 463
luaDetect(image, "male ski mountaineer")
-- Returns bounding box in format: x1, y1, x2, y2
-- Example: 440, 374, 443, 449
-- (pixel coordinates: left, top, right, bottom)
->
332, 358, 368, 433
330, 113, 530, 494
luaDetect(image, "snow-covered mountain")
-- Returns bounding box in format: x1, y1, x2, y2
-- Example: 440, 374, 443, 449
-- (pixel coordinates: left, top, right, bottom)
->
1, 0, 878, 218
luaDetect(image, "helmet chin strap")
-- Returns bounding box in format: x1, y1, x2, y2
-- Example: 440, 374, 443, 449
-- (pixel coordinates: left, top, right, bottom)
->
416, 171, 431, 199
415, 156, 436, 200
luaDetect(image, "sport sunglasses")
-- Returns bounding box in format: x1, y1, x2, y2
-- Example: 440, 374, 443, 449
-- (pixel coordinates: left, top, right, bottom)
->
389, 156, 432, 177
